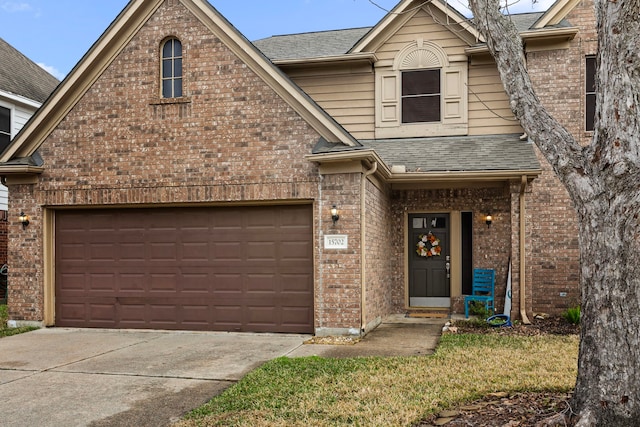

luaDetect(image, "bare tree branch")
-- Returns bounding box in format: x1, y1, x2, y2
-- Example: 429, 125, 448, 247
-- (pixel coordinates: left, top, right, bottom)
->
467, 0, 594, 205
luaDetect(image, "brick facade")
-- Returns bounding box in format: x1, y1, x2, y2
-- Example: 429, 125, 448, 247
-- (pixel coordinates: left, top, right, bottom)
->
4, 0, 594, 333
525, 0, 597, 315
316, 172, 363, 335
363, 178, 394, 331
6, 1, 331, 330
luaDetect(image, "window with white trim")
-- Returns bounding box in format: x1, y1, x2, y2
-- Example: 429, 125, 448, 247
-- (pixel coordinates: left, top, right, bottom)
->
0, 106, 10, 152
161, 38, 183, 98
402, 69, 441, 123
375, 40, 468, 138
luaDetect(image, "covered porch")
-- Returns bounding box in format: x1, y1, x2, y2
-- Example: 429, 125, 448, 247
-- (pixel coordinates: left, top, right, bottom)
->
310, 133, 541, 335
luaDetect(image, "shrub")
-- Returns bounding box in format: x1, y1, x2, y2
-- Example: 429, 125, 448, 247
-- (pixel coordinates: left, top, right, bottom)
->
468, 301, 493, 319
563, 305, 581, 325
0, 305, 8, 330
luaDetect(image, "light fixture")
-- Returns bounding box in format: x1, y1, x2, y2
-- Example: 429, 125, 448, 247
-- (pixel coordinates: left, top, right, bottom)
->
331, 205, 340, 225
19, 212, 30, 229
485, 213, 492, 228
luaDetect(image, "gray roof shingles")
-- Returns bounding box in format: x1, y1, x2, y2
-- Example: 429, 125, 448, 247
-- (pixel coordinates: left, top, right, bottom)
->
0, 37, 60, 103
252, 12, 566, 62
252, 27, 372, 61
360, 134, 540, 172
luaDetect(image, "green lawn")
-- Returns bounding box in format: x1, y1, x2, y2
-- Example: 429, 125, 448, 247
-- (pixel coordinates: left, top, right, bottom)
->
178, 333, 578, 427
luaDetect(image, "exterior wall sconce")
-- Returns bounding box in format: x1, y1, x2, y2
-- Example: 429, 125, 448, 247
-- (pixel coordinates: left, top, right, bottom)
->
331, 205, 340, 225
485, 213, 492, 228
19, 212, 30, 229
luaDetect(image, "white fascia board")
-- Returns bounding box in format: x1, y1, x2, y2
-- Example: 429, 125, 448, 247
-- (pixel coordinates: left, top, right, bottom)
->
0, 90, 42, 110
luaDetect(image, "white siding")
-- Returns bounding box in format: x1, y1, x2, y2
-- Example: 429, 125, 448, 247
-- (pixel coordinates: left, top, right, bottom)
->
0, 97, 40, 211
13, 106, 33, 136
0, 184, 7, 211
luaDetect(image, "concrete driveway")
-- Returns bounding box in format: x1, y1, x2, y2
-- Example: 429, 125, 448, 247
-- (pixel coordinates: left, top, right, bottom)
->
0, 328, 309, 427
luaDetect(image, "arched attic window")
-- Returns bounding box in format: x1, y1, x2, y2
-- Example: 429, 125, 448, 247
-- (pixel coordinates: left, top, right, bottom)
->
161, 38, 183, 98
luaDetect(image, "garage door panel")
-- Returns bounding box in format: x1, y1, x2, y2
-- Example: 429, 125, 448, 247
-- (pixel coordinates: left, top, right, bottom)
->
281, 241, 312, 261
89, 274, 116, 291
119, 274, 146, 292
281, 274, 313, 293
181, 273, 210, 293
56, 206, 314, 332
182, 242, 209, 261
212, 242, 242, 260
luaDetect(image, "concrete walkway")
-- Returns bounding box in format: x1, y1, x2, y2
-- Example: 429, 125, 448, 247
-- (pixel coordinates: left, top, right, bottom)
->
289, 317, 445, 358
0, 318, 445, 426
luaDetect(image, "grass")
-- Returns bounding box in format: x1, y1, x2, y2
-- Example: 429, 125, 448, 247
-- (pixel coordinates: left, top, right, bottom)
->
177, 333, 578, 427
0, 304, 39, 338
0, 325, 39, 338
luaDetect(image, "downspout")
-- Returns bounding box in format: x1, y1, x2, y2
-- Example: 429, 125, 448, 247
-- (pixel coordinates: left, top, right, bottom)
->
361, 161, 378, 333
519, 175, 531, 324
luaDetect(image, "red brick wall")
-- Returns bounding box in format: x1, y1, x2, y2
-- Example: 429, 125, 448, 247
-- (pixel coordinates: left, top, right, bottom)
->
525, 0, 597, 314
315, 172, 363, 335
0, 214, 6, 303
7, 1, 327, 323
364, 178, 394, 330
0, 214, 6, 266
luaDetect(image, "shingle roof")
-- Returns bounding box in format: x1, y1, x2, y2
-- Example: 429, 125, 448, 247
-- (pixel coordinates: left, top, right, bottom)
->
253, 11, 568, 62
0, 37, 59, 103
359, 134, 540, 172
252, 27, 372, 61
506, 12, 545, 31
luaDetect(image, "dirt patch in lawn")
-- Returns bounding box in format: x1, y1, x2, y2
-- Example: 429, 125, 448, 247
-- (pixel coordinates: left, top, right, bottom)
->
416, 316, 579, 427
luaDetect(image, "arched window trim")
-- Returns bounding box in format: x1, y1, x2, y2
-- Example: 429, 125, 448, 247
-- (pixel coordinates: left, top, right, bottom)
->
374, 38, 468, 138
161, 37, 183, 99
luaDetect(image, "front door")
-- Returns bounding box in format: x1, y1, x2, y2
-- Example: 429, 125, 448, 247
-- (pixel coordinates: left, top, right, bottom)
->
408, 213, 450, 307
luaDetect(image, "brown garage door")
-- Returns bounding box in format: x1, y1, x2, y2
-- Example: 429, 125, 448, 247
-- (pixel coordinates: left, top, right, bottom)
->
55, 205, 314, 333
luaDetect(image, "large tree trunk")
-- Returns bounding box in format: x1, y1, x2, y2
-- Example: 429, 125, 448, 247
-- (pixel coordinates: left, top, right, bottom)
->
467, 0, 640, 425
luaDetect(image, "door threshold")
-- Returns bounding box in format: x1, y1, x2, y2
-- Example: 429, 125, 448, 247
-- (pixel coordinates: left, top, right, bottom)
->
407, 312, 449, 319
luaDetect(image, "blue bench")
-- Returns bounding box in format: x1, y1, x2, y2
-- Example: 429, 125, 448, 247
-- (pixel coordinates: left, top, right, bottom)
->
464, 268, 495, 318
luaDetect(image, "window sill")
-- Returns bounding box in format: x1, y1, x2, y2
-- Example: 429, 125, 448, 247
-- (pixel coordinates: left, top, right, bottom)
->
149, 97, 191, 106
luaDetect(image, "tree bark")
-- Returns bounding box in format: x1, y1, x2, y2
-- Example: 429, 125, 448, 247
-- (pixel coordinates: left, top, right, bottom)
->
467, 0, 640, 425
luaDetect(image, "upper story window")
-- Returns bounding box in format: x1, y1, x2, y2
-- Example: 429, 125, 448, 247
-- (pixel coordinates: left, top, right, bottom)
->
161, 38, 183, 98
0, 106, 10, 152
585, 55, 596, 131
375, 40, 468, 138
402, 69, 441, 123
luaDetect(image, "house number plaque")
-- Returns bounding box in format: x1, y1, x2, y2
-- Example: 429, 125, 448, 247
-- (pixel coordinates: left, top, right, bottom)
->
324, 235, 348, 249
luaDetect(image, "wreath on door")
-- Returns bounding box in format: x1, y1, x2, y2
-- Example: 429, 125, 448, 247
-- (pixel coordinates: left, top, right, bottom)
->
416, 232, 441, 257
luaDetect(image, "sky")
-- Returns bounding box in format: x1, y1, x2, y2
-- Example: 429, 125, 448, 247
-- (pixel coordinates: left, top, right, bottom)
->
0, 0, 554, 81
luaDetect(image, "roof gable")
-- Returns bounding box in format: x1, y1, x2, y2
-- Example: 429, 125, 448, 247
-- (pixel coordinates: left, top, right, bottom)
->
351, 0, 482, 54
532, 0, 582, 28
0, 37, 59, 104
0, 0, 357, 163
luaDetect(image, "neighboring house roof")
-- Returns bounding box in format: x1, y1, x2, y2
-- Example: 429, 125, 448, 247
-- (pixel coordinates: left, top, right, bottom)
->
253, 27, 371, 62
0, 0, 358, 165
360, 135, 540, 173
0, 37, 59, 103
